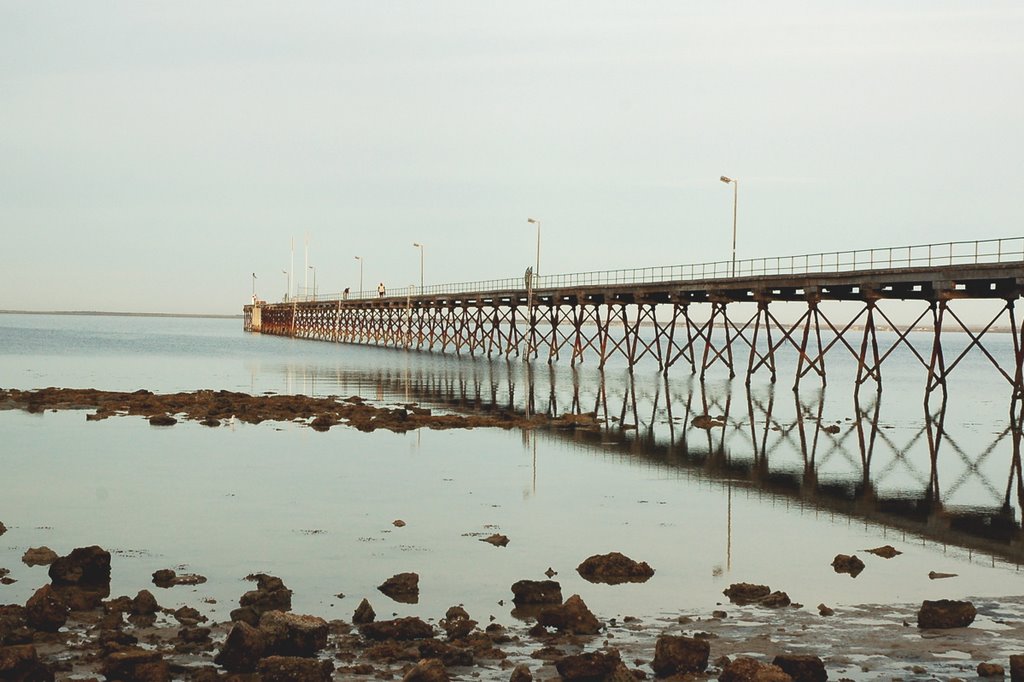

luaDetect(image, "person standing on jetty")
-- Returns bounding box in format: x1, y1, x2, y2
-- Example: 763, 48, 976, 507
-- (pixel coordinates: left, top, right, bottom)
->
378, 282, 386, 298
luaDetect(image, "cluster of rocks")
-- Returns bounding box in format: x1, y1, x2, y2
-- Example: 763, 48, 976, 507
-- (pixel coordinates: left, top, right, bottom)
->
0, 387, 604, 434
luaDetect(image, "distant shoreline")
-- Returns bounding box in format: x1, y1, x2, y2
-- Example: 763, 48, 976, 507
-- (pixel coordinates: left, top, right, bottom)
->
0, 309, 242, 320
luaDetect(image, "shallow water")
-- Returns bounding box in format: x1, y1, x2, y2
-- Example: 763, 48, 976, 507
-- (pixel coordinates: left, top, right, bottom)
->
1, 312, 1023, 628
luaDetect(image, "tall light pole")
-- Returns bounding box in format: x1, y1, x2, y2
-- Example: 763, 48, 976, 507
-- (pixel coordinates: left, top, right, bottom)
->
720, 176, 738, 277
308, 265, 316, 300
251, 272, 257, 301
527, 217, 540, 275
413, 242, 424, 293
354, 256, 363, 297
282, 270, 289, 302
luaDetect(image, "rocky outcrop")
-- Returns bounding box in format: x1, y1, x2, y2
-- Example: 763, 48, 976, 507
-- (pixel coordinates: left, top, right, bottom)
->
24, 585, 68, 633
917, 600, 976, 628
510, 580, 562, 605
378, 572, 420, 604
0, 644, 53, 682
576, 552, 655, 585
723, 583, 770, 605
257, 655, 334, 682
772, 654, 827, 682
555, 650, 632, 680
651, 634, 710, 676
353, 598, 376, 624
231, 574, 293, 623
402, 658, 450, 681
360, 616, 435, 641
831, 554, 865, 578
720, 656, 793, 682
21, 547, 58, 567
99, 647, 169, 682
259, 611, 329, 657
213, 621, 267, 672
536, 595, 601, 635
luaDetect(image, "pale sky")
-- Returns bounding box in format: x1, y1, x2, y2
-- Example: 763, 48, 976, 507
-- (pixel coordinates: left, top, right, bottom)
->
2, 2, 1022, 314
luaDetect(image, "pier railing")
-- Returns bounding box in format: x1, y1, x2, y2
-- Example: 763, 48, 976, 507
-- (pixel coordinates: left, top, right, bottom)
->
289, 236, 1024, 302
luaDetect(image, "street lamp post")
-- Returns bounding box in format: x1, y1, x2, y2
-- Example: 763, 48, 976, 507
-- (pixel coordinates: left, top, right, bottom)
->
527, 218, 540, 275
354, 256, 363, 298
251, 272, 257, 301
413, 242, 424, 293
720, 176, 738, 277
308, 265, 316, 300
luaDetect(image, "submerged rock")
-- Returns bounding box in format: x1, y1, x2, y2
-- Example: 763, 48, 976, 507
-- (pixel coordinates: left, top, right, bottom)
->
360, 616, 434, 641
772, 654, 827, 682
352, 598, 376, 625
917, 599, 976, 629
651, 634, 710, 676
831, 554, 865, 578
576, 551, 654, 585
720, 656, 793, 682
510, 580, 562, 605
723, 583, 771, 605
865, 545, 902, 558
536, 595, 601, 635
21, 547, 58, 567
378, 572, 420, 604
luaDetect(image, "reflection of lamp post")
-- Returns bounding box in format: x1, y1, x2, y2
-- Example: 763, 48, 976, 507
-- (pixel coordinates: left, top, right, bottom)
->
308, 265, 316, 300
281, 270, 289, 302
354, 256, 363, 297
413, 242, 424, 293
527, 218, 541, 275
720, 176, 738, 277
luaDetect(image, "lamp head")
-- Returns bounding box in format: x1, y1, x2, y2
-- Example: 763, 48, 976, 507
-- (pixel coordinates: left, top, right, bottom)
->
413, 242, 422, 247
527, 218, 538, 224
354, 256, 361, 260
720, 176, 734, 184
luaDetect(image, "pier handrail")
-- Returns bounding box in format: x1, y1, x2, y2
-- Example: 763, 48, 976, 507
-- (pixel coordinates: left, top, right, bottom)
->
288, 236, 1024, 302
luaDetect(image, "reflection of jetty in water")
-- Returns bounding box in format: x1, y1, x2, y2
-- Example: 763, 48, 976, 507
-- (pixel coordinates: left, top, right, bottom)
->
305, 360, 1024, 565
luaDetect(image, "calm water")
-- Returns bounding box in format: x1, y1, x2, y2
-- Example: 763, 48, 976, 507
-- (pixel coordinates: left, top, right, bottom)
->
1, 312, 1023, 627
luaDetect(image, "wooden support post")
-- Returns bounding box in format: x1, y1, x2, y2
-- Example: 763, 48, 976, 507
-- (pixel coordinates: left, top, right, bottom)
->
926, 300, 947, 399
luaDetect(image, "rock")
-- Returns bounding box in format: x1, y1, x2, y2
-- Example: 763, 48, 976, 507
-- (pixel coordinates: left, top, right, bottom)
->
831, 554, 865, 578
151, 568, 207, 588
509, 663, 533, 681
576, 552, 655, 585
394, 519, 407, 527
24, 585, 68, 633
213, 621, 267, 673
21, 547, 58, 567
536, 594, 602, 635
0, 521, 5, 536
772, 655, 826, 682
48, 545, 111, 587
100, 647, 169, 682
652, 634, 710, 676
928, 571, 958, 580
257, 655, 334, 682
865, 545, 901, 559
378, 572, 420, 603
259, 610, 329, 657
481, 534, 510, 547
353, 598, 376, 624
544, 567, 557, 578
177, 626, 212, 645
238, 573, 293, 617
418, 640, 474, 667
309, 414, 336, 431
511, 580, 562, 605
402, 658, 450, 682
817, 604, 834, 617
978, 662, 1005, 677
1010, 655, 1024, 682
173, 605, 207, 625
723, 583, 771, 605
130, 590, 160, 616
917, 600, 976, 628
0, 644, 53, 682
360, 616, 435, 641
720, 656, 793, 682
761, 591, 792, 608
149, 414, 177, 426
555, 650, 628, 680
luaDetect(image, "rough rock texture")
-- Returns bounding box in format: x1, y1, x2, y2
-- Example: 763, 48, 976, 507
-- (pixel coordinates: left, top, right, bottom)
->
232, 573, 293, 623
865, 545, 902, 558
402, 657, 451, 681
360, 616, 435, 641
761, 591, 792, 608
48, 546, 111, 587
510, 580, 562, 605
723, 583, 771, 605
259, 610, 329, 657
21, 547, 58, 567
151, 568, 207, 588
378, 572, 420, 604
1010, 655, 1024, 682
917, 600, 976, 629
651, 634, 710, 677
831, 554, 865, 578
257, 655, 334, 682
99, 647, 170, 682
24, 585, 68, 633
555, 650, 630, 681
213, 621, 267, 673
131, 590, 160, 616
576, 552, 655, 585
509, 663, 533, 681
481, 534, 510, 547
0, 644, 54, 682
536, 595, 602, 635
353, 598, 376, 624
978, 662, 1005, 677
720, 656, 794, 682
772, 654, 827, 682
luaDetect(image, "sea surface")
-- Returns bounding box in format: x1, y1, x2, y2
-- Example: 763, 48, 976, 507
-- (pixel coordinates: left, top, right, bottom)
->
1, 311, 1023, 628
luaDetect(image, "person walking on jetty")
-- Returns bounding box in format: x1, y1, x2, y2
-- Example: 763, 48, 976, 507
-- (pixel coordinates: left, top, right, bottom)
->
343, 287, 350, 300
378, 282, 386, 298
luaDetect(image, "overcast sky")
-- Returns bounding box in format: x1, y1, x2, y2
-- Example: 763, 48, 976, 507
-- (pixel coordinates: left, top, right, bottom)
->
2, 2, 1022, 314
